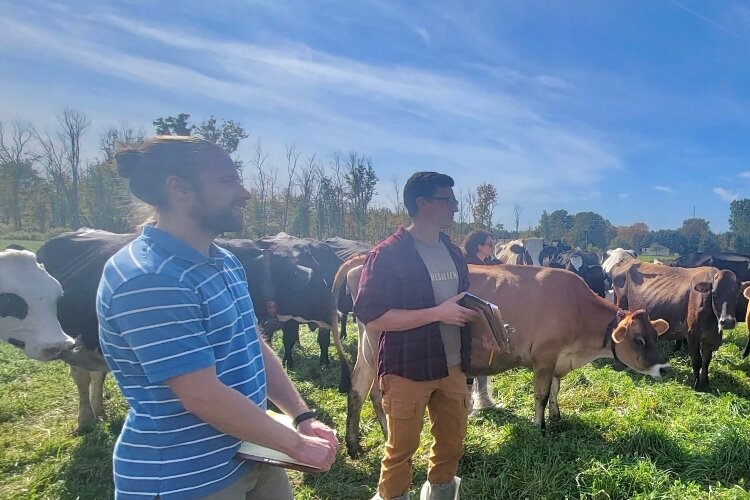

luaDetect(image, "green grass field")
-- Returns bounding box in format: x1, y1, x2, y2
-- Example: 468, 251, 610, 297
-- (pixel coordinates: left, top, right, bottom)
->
0, 239, 44, 253
1, 323, 750, 499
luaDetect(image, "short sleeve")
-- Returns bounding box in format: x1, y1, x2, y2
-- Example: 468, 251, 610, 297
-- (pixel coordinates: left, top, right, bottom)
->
105, 274, 214, 383
353, 249, 393, 325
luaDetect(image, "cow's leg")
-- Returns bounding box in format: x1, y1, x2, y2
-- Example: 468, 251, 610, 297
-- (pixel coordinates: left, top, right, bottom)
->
472, 376, 496, 410
317, 328, 331, 367
346, 361, 377, 458
686, 334, 703, 391
673, 339, 685, 353
369, 376, 388, 437
70, 365, 96, 431
345, 321, 379, 458
89, 371, 107, 419
697, 342, 714, 392
281, 322, 299, 370
548, 376, 561, 421
339, 311, 348, 341
532, 366, 554, 432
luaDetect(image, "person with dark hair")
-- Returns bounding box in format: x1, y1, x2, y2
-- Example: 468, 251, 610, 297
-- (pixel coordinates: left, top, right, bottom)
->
355, 171, 475, 500
461, 229, 498, 266
460, 230, 500, 414
97, 136, 337, 499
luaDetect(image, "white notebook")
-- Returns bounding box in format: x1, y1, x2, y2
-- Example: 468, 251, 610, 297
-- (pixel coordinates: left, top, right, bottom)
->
236, 411, 322, 473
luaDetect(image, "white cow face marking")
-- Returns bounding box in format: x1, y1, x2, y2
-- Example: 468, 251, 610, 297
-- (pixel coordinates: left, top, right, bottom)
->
0, 250, 75, 361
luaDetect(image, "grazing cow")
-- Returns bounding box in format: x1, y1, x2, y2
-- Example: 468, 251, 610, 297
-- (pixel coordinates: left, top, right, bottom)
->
494, 237, 544, 265
671, 251, 750, 320
611, 260, 745, 391
546, 249, 610, 297
323, 237, 372, 339
256, 232, 344, 369
35, 229, 301, 430
334, 263, 670, 457
652, 258, 664, 265
0, 249, 75, 361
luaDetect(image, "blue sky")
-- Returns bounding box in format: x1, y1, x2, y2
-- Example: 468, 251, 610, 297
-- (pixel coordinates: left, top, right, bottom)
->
1, 0, 748, 232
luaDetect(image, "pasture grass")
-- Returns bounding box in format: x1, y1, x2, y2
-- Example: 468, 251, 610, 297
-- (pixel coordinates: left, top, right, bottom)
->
1, 323, 749, 499
0, 239, 44, 253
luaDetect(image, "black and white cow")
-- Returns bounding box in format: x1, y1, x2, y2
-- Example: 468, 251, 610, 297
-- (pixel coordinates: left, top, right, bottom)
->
256, 233, 346, 369
0, 249, 75, 361
36, 229, 305, 430
546, 249, 610, 298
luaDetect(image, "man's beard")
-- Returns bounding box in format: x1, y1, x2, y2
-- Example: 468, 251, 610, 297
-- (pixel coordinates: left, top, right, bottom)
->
192, 203, 245, 234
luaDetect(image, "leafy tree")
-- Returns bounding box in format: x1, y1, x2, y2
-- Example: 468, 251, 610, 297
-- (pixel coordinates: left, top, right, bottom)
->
153, 113, 194, 136
548, 209, 574, 240
570, 211, 609, 250
344, 152, 377, 239
680, 218, 714, 253
729, 199, 750, 253
472, 183, 498, 228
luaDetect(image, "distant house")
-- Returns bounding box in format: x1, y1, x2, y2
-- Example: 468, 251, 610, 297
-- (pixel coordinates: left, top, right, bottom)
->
641, 243, 670, 256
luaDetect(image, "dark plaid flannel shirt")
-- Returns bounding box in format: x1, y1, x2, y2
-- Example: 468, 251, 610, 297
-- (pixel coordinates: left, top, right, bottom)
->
354, 226, 471, 381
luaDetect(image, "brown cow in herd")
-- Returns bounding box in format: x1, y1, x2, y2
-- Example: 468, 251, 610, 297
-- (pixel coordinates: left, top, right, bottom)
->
332, 259, 671, 458
610, 258, 747, 391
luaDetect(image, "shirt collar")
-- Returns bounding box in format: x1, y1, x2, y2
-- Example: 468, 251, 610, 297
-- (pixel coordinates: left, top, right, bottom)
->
393, 225, 453, 246
141, 225, 224, 266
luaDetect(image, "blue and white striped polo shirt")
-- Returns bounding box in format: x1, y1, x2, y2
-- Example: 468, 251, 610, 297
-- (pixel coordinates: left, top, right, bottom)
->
96, 225, 267, 499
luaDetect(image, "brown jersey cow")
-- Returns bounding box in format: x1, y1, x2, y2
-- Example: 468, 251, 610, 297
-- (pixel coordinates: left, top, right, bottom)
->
611, 260, 746, 391
333, 263, 671, 458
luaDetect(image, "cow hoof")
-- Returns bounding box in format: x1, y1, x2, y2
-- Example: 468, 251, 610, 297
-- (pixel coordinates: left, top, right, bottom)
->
346, 442, 363, 459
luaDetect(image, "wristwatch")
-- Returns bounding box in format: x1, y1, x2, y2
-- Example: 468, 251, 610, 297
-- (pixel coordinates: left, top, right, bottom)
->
292, 409, 318, 429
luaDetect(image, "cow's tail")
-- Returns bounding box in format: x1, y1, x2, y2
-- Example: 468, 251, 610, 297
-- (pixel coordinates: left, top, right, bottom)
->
331, 254, 366, 393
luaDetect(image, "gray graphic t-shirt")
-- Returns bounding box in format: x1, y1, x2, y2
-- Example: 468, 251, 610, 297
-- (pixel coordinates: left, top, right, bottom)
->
413, 238, 461, 367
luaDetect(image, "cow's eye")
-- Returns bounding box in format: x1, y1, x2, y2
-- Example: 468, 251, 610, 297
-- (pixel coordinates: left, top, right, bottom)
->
636, 337, 646, 347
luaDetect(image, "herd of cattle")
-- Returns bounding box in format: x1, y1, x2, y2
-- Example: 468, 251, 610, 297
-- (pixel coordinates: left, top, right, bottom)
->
2, 232, 750, 459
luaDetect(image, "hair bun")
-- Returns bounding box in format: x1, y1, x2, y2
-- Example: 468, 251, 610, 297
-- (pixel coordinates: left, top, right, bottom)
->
114, 149, 141, 178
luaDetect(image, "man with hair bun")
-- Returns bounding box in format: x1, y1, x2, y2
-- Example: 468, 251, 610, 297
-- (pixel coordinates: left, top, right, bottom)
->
355, 171, 475, 500
97, 136, 337, 499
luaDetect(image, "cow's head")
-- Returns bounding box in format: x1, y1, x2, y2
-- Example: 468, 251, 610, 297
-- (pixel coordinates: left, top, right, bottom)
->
610, 309, 671, 378
0, 249, 75, 361
694, 269, 741, 331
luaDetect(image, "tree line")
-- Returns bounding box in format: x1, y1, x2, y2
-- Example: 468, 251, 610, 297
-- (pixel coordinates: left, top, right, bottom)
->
2, 110, 750, 255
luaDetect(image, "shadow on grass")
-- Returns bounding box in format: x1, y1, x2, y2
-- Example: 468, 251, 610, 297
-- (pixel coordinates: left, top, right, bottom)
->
56, 420, 122, 500
457, 414, 750, 499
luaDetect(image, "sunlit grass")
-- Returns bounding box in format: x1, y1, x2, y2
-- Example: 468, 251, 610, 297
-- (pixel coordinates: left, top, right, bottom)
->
0, 323, 749, 499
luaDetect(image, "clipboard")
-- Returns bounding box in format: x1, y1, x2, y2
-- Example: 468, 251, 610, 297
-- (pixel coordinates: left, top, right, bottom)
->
236, 411, 323, 473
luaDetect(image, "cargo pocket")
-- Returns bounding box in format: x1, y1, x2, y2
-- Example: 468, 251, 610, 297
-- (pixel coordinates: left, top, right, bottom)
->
382, 399, 416, 420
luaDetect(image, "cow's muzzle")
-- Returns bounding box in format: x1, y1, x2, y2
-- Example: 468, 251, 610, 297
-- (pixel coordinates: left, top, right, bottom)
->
720, 317, 736, 330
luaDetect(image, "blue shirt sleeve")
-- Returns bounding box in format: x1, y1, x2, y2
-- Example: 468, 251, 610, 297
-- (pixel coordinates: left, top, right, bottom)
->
105, 273, 215, 383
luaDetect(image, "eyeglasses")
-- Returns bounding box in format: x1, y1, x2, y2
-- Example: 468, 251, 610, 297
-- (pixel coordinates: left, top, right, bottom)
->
429, 196, 459, 207
481, 241, 493, 247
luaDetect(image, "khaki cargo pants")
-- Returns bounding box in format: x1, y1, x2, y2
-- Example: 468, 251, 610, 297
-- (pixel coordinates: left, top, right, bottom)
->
377, 365, 470, 499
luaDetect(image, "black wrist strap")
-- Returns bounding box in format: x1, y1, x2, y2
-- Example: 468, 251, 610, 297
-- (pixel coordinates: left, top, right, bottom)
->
293, 410, 317, 429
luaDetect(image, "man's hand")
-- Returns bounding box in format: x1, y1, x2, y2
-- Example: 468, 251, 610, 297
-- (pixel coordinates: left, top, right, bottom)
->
434, 293, 476, 327
288, 432, 337, 472
297, 418, 339, 449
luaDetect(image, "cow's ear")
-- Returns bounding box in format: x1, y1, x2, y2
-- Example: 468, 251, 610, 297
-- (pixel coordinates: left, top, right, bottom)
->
651, 318, 670, 336
509, 244, 523, 254
693, 281, 711, 294
611, 323, 628, 344
741, 282, 750, 299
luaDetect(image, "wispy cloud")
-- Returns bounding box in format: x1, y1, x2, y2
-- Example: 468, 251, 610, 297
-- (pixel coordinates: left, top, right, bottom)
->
653, 185, 675, 193
414, 27, 431, 45
713, 187, 738, 202
740, 171, 750, 178
618, 193, 629, 199
668, 0, 748, 42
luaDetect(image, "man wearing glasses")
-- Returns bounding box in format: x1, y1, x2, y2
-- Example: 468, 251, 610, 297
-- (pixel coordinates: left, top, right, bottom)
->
355, 172, 476, 500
